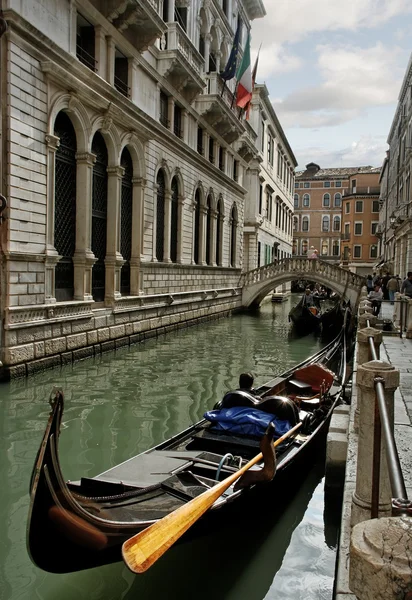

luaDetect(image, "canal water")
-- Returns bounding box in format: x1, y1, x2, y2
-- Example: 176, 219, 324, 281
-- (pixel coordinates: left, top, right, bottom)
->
0, 295, 341, 600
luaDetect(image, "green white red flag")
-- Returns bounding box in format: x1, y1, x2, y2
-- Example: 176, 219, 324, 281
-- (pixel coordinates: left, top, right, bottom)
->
236, 32, 252, 109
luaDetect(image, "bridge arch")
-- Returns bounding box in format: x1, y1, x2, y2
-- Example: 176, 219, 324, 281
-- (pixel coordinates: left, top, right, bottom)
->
241, 258, 365, 308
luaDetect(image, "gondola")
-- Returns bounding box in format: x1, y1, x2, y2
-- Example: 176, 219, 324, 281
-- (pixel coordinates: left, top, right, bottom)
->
288, 294, 321, 334
27, 317, 350, 575
321, 299, 349, 339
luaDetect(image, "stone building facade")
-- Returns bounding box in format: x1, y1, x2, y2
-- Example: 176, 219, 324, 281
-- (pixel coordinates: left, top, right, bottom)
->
243, 83, 296, 275
294, 163, 380, 275
378, 53, 412, 278
0, 0, 269, 379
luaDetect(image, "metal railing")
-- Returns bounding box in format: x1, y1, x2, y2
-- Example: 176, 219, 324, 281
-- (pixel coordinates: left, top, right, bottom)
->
366, 318, 411, 517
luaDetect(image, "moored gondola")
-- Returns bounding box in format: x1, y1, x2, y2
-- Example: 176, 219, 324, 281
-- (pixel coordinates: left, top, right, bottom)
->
27, 317, 350, 575
288, 293, 321, 334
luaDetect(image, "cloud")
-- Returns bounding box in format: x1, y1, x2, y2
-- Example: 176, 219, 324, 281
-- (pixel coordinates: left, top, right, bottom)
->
293, 136, 389, 169
252, 0, 412, 46
256, 44, 302, 78
272, 43, 403, 128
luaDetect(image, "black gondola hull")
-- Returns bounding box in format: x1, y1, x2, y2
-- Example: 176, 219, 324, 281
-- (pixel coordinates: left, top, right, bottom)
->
27, 325, 349, 574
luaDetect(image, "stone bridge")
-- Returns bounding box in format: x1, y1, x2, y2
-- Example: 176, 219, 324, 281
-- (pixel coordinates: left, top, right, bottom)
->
240, 258, 366, 308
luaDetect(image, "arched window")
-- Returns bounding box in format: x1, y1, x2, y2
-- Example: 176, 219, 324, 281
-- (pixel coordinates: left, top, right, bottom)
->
333, 215, 341, 231
292, 239, 297, 255
322, 215, 330, 231
302, 216, 309, 232
91, 132, 108, 302
334, 193, 342, 207
321, 240, 329, 255
294, 193, 299, 208
303, 193, 310, 207
323, 193, 330, 207
170, 177, 178, 262
332, 239, 340, 256
54, 111, 77, 301
120, 147, 133, 295
194, 189, 201, 264
230, 204, 238, 267
206, 195, 212, 265
301, 240, 308, 255
293, 216, 298, 232
216, 197, 223, 266
156, 170, 165, 262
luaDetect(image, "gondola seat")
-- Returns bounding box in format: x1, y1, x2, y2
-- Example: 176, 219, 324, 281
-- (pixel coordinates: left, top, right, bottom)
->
219, 391, 299, 425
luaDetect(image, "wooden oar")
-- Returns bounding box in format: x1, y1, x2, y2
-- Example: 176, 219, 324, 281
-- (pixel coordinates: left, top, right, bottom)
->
122, 421, 302, 573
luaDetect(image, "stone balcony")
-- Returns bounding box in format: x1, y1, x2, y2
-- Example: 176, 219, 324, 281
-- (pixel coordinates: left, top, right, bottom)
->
158, 23, 206, 102
99, 0, 167, 52
195, 73, 246, 143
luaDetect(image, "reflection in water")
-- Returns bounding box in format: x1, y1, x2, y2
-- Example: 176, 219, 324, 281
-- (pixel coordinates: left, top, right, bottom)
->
0, 296, 339, 600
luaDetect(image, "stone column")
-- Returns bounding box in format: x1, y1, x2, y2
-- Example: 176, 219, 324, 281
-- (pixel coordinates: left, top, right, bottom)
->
209, 208, 217, 266
182, 109, 189, 145
354, 327, 382, 433
350, 516, 412, 600
205, 33, 212, 72
199, 205, 207, 265
358, 312, 377, 329
168, 96, 174, 133
163, 190, 172, 263
44, 134, 61, 304
351, 360, 399, 526
73, 152, 96, 301
176, 194, 185, 264
128, 58, 138, 103
106, 36, 115, 85
167, 0, 175, 22
105, 166, 124, 303
95, 26, 107, 80
130, 177, 145, 295
356, 327, 382, 367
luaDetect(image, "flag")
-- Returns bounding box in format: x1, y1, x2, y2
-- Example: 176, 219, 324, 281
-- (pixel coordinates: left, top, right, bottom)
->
236, 32, 252, 109
245, 47, 260, 120
220, 23, 241, 82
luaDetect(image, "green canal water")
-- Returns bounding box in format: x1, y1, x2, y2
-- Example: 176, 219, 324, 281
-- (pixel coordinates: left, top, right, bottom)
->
0, 296, 341, 600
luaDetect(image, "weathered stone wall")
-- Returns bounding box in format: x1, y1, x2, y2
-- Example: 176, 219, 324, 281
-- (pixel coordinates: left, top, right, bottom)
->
1, 288, 242, 380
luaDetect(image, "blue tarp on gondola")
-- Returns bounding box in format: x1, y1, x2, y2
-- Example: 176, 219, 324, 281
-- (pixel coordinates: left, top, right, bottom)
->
204, 407, 292, 438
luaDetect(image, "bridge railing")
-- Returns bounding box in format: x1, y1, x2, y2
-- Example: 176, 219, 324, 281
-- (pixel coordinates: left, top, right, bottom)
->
240, 257, 366, 291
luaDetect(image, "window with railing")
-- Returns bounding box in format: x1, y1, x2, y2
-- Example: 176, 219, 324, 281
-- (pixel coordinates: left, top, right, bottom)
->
76, 14, 96, 71
174, 104, 182, 138
218, 147, 225, 172
209, 137, 214, 163
233, 159, 239, 182
114, 49, 129, 97
197, 127, 204, 154
159, 91, 169, 128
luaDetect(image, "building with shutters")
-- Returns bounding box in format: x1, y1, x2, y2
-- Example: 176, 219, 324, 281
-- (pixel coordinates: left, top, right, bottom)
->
293, 163, 380, 276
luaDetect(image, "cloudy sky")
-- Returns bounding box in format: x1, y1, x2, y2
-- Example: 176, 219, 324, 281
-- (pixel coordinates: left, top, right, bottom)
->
250, 0, 412, 170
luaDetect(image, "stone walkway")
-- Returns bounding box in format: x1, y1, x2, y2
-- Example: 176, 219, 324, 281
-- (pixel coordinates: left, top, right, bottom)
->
335, 300, 412, 600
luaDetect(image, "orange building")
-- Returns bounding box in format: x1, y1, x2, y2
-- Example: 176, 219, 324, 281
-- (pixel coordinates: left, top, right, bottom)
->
293, 163, 381, 275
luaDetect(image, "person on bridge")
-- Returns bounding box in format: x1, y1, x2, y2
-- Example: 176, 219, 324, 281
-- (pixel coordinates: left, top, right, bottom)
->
368, 284, 383, 316
309, 248, 319, 259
